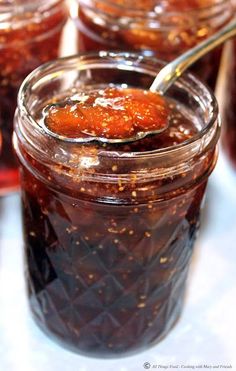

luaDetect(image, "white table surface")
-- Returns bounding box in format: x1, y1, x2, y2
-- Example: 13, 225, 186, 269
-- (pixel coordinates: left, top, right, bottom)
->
0, 148, 236, 371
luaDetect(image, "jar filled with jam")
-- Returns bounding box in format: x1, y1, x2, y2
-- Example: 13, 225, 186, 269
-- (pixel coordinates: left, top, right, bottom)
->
0, 0, 68, 195
74, 0, 233, 89
14, 52, 220, 357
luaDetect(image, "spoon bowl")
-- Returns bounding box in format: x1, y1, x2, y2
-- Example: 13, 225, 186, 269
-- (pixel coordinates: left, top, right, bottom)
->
42, 120, 168, 144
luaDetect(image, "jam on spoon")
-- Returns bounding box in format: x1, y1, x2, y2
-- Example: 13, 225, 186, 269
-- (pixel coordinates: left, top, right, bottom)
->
43, 87, 169, 142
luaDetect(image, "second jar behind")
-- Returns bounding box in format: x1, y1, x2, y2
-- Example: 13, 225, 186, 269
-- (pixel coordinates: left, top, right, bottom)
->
75, 0, 233, 89
0, 0, 68, 194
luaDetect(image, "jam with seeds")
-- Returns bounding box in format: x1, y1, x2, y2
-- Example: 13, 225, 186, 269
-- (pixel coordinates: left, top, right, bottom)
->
75, 0, 233, 89
14, 54, 220, 356
0, 0, 68, 194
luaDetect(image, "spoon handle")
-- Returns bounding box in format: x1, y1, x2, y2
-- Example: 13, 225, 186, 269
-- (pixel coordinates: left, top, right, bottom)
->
150, 18, 236, 94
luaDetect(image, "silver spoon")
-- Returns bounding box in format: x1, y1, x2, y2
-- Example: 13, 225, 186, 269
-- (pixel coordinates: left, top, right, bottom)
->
150, 18, 236, 94
43, 19, 236, 144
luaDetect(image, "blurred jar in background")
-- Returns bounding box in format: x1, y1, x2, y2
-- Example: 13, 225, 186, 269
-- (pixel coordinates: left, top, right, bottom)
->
221, 0, 236, 168
0, 130, 2, 156
0, 0, 68, 195
74, 0, 233, 89
221, 38, 236, 168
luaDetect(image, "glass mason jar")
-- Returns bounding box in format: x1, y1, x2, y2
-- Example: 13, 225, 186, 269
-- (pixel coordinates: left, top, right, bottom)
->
14, 52, 220, 357
74, 0, 233, 89
0, 0, 68, 195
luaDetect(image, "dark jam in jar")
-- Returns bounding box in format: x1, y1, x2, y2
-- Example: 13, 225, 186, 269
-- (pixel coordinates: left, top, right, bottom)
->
0, 0, 68, 194
75, 0, 233, 89
14, 53, 220, 357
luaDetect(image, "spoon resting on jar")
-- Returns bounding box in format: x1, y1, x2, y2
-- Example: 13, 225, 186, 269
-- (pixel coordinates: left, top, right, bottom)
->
42, 18, 236, 144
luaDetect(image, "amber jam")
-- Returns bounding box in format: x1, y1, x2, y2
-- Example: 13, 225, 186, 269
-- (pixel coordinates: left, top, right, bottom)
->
0, 0, 68, 195
14, 53, 220, 357
75, 0, 233, 89
44, 88, 169, 139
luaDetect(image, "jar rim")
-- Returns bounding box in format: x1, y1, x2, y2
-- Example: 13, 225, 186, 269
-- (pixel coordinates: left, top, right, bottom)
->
77, 0, 232, 18
17, 51, 220, 161
0, 0, 65, 29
